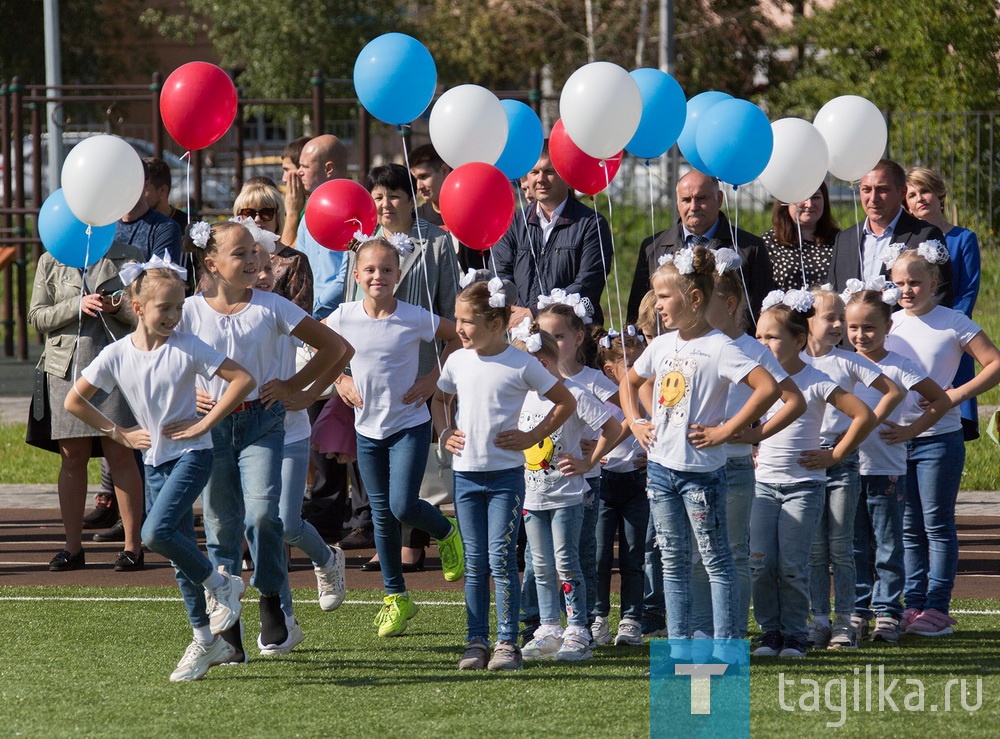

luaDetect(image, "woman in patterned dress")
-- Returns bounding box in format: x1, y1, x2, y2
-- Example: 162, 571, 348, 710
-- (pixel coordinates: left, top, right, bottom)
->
761, 182, 840, 292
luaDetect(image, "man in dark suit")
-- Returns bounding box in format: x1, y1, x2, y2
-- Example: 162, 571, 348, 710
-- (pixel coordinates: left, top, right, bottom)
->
626, 171, 774, 325
828, 159, 952, 306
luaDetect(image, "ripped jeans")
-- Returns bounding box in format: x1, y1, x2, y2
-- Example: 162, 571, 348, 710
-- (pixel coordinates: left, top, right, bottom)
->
646, 461, 738, 640
523, 504, 586, 628
750, 479, 825, 643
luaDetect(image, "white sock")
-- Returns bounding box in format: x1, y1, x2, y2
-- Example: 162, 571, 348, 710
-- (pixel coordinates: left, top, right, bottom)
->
318, 549, 334, 568
203, 570, 226, 590
813, 614, 830, 627
193, 625, 214, 644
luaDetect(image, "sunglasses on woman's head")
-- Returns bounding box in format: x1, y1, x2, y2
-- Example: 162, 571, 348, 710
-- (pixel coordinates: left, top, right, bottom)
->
238, 207, 276, 222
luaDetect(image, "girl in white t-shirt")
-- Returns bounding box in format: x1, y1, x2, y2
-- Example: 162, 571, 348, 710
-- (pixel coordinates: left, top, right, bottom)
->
619, 246, 781, 651
512, 323, 623, 662
802, 287, 904, 650
65, 258, 256, 682
180, 221, 353, 660
747, 291, 875, 659
843, 285, 950, 643
693, 253, 806, 639
326, 236, 465, 638
884, 244, 1000, 636
534, 295, 617, 643
432, 279, 576, 671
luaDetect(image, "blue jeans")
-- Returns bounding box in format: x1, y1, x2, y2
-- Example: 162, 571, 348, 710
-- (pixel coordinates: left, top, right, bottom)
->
903, 430, 964, 613
454, 467, 525, 645
142, 449, 215, 628
202, 401, 288, 599
643, 514, 665, 627
809, 451, 860, 618
579, 477, 600, 623
356, 421, 451, 594
750, 480, 825, 642
692, 455, 754, 636
854, 474, 906, 619
524, 504, 586, 627
595, 468, 648, 621
647, 461, 738, 640
278, 438, 334, 615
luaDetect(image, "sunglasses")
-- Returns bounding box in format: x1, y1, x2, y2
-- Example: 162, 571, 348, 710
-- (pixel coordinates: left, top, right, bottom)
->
238, 207, 277, 222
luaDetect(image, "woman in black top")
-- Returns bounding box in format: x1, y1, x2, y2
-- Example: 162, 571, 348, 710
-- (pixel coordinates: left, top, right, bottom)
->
761, 181, 840, 291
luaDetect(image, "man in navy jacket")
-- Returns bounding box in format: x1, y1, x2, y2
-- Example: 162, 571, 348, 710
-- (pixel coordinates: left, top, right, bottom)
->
492, 144, 612, 327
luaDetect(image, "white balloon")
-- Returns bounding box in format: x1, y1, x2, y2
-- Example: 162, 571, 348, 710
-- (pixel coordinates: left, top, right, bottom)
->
429, 85, 508, 169
61, 135, 144, 227
759, 118, 830, 204
813, 95, 887, 182
559, 62, 642, 159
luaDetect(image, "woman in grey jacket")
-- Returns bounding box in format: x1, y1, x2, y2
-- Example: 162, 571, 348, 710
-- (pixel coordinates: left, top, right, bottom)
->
28, 241, 146, 572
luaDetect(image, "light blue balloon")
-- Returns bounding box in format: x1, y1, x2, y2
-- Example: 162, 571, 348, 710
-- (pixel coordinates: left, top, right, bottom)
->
626, 69, 687, 160
493, 100, 544, 180
353, 33, 437, 125
37, 189, 115, 269
677, 91, 732, 176
695, 98, 774, 186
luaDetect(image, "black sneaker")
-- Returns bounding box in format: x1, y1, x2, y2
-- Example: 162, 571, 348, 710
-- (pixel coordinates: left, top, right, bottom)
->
218, 621, 248, 665
752, 630, 784, 657
93, 520, 125, 543
82, 493, 118, 530
49, 549, 85, 572
337, 526, 375, 550
114, 549, 145, 572
779, 636, 809, 658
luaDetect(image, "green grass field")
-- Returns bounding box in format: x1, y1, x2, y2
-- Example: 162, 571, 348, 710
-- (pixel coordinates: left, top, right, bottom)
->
1, 587, 998, 737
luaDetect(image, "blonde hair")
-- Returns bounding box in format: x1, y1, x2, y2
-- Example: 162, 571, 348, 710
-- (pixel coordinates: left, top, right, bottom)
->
233, 182, 285, 235
652, 245, 716, 312
905, 166, 947, 211
635, 290, 660, 338
510, 324, 559, 364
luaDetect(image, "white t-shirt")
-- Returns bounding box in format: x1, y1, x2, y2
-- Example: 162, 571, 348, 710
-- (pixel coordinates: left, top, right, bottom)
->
802, 346, 882, 445
756, 364, 839, 485
82, 332, 225, 467
631, 329, 757, 472
886, 305, 981, 438
178, 290, 307, 401
726, 333, 788, 459
602, 402, 643, 474
519, 379, 611, 510
327, 300, 437, 440
438, 345, 558, 472
568, 365, 619, 480
278, 335, 311, 445
857, 352, 926, 476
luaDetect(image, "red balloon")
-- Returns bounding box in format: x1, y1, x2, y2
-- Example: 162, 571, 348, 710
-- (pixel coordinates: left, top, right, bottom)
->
304, 179, 377, 251
161, 62, 238, 151
439, 163, 515, 251
548, 119, 623, 195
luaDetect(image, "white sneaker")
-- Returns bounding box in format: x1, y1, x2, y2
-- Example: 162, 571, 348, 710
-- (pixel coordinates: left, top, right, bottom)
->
258, 619, 305, 655
169, 637, 235, 682
315, 546, 346, 612
555, 627, 592, 661
522, 633, 563, 660
205, 567, 246, 634
614, 618, 644, 646
590, 616, 612, 646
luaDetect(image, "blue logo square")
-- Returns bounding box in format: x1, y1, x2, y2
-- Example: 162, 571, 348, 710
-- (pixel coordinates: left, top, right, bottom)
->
650, 639, 750, 739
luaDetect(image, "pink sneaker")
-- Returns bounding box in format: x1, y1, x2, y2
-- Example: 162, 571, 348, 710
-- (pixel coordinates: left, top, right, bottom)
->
905, 608, 956, 636
899, 607, 921, 631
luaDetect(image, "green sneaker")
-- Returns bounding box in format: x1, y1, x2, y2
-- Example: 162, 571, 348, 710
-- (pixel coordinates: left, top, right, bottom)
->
375, 594, 418, 637
437, 516, 465, 582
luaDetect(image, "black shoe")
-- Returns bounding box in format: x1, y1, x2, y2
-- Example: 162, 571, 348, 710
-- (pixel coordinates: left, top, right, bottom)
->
337, 526, 375, 550
258, 595, 288, 648
114, 549, 145, 572
82, 493, 118, 530
219, 621, 248, 665
401, 549, 426, 573
49, 549, 85, 571
93, 520, 125, 542
360, 557, 381, 572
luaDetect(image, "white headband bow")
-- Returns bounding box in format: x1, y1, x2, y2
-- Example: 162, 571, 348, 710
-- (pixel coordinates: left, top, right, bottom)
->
353, 229, 414, 257
883, 240, 950, 270
511, 317, 541, 353
119, 252, 188, 287
487, 277, 506, 308
189, 220, 212, 249
840, 276, 901, 306
536, 288, 594, 324
711, 247, 742, 275
657, 246, 695, 275
761, 288, 814, 314
232, 216, 280, 254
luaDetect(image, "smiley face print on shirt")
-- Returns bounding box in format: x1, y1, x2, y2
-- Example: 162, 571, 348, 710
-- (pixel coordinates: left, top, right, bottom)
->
655, 355, 697, 428
519, 409, 564, 493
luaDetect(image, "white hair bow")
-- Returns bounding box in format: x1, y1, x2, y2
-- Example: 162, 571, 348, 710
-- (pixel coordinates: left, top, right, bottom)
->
487, 277, 506, 308
839, 276, 900, 306
189, 220, 212, 249
711, 247, 743, 275
231, 216, 280, 254
459, 268, 479, 289
511, 317, 541, 353
657, 246, 695, 275
119, 252, 188, 287
916, 239, 950, 265
536, 288, 594, 324
761, 288, 814, 314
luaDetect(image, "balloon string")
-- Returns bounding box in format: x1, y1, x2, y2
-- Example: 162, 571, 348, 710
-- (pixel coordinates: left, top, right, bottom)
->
795, 214, 807, 290
69, 228, 95, 388
852, 181, 863, 281
515, 187, 545, 298
599, 160, 625, 335
645, 160, 656, 241
729, 187, 756, 329
183, 151, 194, 284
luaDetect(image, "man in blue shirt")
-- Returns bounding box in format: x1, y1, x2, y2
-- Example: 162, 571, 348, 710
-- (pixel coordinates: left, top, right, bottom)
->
115, 159, 183, 263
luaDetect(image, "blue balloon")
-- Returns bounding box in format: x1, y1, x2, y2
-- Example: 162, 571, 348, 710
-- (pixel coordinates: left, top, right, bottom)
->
37, 189, 115, 269
353, 33, 437, 125
695, 99, 774, 186
677, 91, 732, 176
493, 100, 544, 180
626, 69, 687, 160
